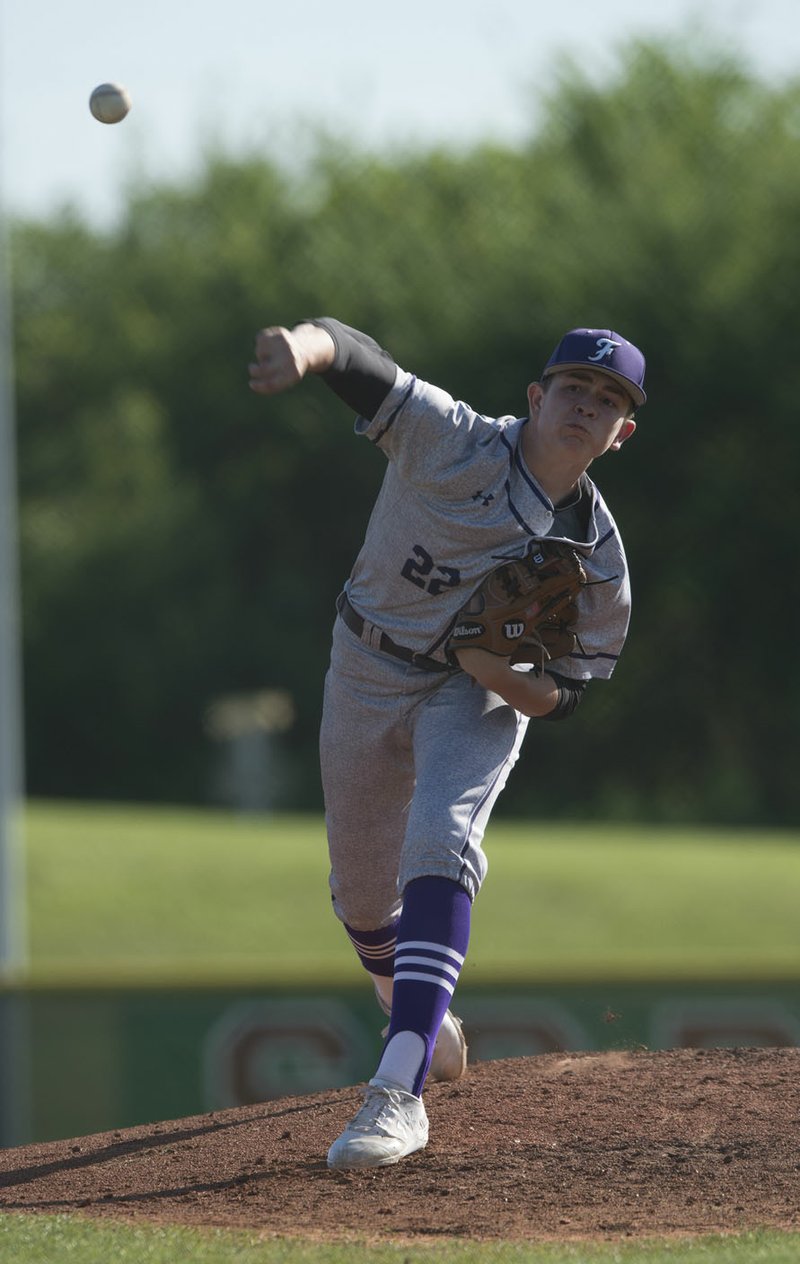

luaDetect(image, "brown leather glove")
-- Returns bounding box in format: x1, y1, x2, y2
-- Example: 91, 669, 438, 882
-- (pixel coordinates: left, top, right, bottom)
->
447, 541, 586, 671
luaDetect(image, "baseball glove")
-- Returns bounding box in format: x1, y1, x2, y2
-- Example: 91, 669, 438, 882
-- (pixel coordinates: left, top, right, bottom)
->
447, 541, 586, 671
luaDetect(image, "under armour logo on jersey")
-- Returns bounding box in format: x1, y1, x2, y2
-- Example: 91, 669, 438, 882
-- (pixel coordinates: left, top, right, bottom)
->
588, 337, 622, 363
472, 490, 495, 507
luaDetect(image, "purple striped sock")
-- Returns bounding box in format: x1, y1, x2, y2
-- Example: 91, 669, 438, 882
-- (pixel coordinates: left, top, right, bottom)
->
381, 876, 471, 1096
343, 917, 399, 978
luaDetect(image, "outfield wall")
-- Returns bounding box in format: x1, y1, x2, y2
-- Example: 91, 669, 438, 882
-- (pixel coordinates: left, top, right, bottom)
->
1, 978, 799, 1145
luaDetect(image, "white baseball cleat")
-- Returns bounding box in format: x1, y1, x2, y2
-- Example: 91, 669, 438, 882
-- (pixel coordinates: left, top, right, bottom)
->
429, 1010, 468, 1082
326, 1080, 429, 1169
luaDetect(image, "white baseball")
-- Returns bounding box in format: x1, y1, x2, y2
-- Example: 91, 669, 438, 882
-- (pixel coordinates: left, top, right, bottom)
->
89, 82, 132, 125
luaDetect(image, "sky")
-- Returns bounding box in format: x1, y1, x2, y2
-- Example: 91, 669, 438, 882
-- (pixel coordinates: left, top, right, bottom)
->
1, 0, 799, 228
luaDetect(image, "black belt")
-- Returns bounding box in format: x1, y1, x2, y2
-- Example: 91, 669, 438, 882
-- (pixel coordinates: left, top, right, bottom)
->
336, 592, 454, 673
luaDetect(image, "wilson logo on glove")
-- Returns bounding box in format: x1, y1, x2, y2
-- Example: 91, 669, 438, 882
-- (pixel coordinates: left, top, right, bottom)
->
451, 622, 486, 640
446, 541, 587, 670
503, 621, 526, 640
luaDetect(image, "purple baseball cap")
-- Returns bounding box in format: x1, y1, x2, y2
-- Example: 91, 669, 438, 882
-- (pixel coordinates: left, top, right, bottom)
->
542, 328, 646, 407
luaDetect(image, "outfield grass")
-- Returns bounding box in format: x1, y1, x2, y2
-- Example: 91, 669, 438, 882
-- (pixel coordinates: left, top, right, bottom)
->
21, 800, 800, 983
9, 804, 800, 1264
2, 1216, 800, 1264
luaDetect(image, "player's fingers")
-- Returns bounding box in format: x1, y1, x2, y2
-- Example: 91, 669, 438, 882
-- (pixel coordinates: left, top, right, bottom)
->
250, 327, 307, 393
248, 359, 301, 395
253, 325, 294, 367
248, 365, 284, 394
254, 324, 289, 348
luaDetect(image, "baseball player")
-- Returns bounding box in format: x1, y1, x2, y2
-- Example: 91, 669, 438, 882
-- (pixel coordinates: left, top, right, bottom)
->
249, 319, 645, 1168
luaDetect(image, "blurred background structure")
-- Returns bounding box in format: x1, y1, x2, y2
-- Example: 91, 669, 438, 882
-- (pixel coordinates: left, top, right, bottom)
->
204, 689, 295, 812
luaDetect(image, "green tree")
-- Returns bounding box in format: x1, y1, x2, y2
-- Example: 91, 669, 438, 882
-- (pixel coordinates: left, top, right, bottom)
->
12, 38, 800, 821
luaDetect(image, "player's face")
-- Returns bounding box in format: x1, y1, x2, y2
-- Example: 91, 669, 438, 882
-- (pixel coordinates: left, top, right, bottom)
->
528, 369, 636, 460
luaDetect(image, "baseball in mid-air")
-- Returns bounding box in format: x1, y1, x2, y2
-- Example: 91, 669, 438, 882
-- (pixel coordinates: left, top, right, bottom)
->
89, 82, 132, 125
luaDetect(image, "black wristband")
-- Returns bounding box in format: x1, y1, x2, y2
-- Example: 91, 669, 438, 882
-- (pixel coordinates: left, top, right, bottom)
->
538, 672, 587, 722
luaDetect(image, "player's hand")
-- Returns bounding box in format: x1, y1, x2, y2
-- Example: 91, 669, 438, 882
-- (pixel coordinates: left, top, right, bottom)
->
248, 326, 309, 395
248, 324, 335, 395
455, 647, 560, 717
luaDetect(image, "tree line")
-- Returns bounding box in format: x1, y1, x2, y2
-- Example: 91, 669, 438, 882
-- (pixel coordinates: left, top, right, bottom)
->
11, 39, 800, 823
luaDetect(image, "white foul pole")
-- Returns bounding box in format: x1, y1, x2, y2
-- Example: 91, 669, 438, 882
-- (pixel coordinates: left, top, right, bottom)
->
0, 24, 30, 1145
0, 206, 25, 978
0, 13, 27, 976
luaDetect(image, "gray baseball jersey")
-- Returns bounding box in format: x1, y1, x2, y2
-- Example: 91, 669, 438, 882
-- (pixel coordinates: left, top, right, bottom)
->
344, 367, 631, 678
319, 355, 632, 928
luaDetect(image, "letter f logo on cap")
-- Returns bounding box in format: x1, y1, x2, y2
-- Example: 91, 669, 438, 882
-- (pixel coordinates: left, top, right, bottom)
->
588, 337, 621, 363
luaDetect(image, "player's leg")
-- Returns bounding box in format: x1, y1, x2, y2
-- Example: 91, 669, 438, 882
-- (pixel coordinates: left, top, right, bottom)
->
319, 621, 415, 932
374, 674, 527, 1097
320, 622, 437, 1026
321, 632, 485, 1042
326, 874, 467, 1170
372, 874, 470, 1087
328, 671, 527, 1168
403, 669, 529, 900
320, 626, 438, 1169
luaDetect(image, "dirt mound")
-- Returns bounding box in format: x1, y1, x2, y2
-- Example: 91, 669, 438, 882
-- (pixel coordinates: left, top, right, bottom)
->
1, 1047, 799, 1242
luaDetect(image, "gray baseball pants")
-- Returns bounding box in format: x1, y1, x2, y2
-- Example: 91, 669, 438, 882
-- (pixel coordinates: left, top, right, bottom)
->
319, 617, 529, 930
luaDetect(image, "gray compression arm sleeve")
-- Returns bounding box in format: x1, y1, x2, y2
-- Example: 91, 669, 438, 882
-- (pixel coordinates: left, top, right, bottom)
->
305, 317, 397, 419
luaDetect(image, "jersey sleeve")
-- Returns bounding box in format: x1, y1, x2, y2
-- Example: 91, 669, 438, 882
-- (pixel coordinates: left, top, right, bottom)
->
558, 527, 632, 682
354, 369, 508, 498
305, 317, 512, 496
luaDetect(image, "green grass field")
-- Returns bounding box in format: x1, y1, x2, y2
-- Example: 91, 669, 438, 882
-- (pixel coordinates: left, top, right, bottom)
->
21, 799, 800, 982
6, 800, 800, 1263
2, 1216, 800, 1264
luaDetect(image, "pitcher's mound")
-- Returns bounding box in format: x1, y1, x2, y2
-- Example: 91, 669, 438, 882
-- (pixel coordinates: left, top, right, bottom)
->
1, 1047, 798, 1241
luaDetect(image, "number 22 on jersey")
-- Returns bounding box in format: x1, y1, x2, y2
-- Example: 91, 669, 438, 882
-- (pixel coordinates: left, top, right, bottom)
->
401, 545, 461, 596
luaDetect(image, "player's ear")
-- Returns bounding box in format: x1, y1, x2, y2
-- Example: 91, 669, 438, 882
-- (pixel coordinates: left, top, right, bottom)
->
527, 381, 544, 414
610, 418, 636, 451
